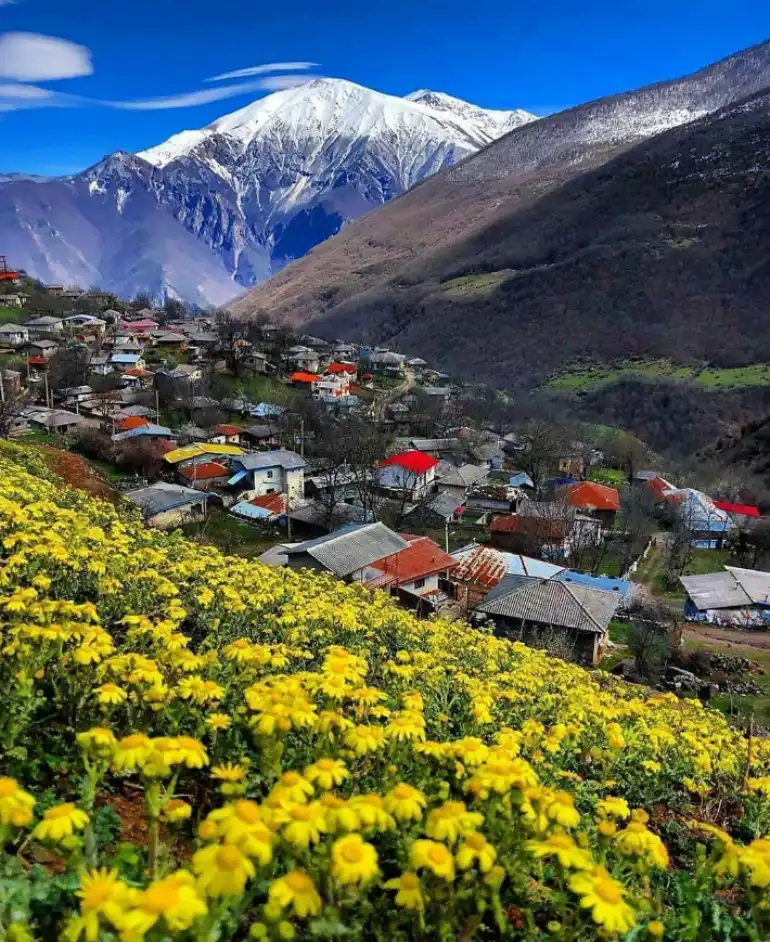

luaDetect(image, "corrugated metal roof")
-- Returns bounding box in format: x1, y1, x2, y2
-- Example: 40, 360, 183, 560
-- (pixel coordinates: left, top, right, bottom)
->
554, 570, 634, 601
199, 443, 244, 457
680, 572, 751, 610
405, 491, 462, 521
164, 444, 205, 464
285, 523, 409, 578
111, 424, 172, 443
125, 482, 208, 516
237, 449, 305, 471
367, 535, 456, 587
726, 567, 770, 605
478, 575, 619, 634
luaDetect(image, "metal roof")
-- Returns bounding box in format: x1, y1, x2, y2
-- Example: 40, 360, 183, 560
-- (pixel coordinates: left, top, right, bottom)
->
726, 567, 770, 606
437, 463, 488, 488
125, 482, 209, 516
284, 523, 409, 578
237, 449, 306, 471
406, 491, 463, 521
111, 424, 173, 442
679, 572, 752, 611
477, 574, 619, 634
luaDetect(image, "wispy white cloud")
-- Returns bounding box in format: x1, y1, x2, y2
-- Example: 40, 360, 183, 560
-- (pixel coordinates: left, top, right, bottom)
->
102, 74, 315, 110
206, 61, 318, 82
0, 81, 72, 112
0, 32, 92, 81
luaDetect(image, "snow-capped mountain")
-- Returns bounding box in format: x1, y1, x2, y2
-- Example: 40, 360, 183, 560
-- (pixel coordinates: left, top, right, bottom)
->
0, 78, 536, 304
405, 89, 535, 139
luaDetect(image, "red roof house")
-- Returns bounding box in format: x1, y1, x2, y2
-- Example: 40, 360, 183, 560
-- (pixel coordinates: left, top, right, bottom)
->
367, 535, 456, 598
379, 450, 439, 474
378, 450, 439, 499
178, 461, 229, 486
647, 476, 676, 503
291, 371, 321, 385
326, 362, 357, 375
566, 481, 620, 513
116, 415, 150, 432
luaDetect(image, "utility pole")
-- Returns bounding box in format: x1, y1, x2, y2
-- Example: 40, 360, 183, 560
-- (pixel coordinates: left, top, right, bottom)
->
43, 370, 50, 409
155, 385, 160, 423
445, 519, 450, 553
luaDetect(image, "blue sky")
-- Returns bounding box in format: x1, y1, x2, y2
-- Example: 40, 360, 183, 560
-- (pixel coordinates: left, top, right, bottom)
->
2, 0, 770, 176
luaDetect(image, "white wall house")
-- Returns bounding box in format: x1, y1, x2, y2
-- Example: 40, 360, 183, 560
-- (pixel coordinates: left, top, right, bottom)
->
377, 450, 439, 501
230, 450, 306, 502
312, 374, 351, 401
0, 323, 29, 346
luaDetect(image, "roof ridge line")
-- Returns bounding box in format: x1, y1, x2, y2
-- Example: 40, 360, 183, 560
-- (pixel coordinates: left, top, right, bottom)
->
559, 580, 604, 632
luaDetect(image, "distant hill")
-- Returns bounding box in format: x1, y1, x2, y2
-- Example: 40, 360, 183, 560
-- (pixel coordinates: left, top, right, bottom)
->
230, 40, 770, 391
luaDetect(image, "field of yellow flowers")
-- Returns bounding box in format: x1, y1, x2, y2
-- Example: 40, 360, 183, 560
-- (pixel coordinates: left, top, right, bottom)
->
1, 442, 770, 941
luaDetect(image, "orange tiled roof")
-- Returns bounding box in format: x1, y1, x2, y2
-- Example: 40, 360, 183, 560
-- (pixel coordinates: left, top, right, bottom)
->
566, 481, 620, 512
179, 461, 228, 481
215, 424, 242, 436
249, 492, 287, 515
117, 416, 150, 432
369, 535, 456, 588
291, 371, 321, 383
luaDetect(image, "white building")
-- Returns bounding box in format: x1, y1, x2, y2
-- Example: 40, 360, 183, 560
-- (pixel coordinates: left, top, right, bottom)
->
0, 323, 29, 346
377, 450, 439, 500
312, 373, 351, 401
229, 450, 306, 502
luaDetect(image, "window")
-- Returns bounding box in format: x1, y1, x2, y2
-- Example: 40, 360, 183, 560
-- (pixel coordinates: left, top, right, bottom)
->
265, 470, 274, 479
413, 577, 426, 589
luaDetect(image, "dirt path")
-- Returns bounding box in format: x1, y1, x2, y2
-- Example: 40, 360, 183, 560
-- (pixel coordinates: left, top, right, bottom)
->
684, 623, 770, 653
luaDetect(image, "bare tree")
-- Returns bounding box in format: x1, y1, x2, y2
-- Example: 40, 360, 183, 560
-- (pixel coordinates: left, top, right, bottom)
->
626, 599, 676, 679
48, 347, 90, 392
0, 387, 30, 438
521, 419, 566, 497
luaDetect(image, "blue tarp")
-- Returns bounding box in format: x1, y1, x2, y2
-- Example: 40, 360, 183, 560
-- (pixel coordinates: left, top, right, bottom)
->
509, 472, 534, 488
250, 403, 286, 418
227, 469, 249, 487
555, 569, 634, 602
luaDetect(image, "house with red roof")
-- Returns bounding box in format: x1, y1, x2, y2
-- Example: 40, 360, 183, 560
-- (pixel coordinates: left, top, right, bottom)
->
177, 461, 230, 491
377, 450, 439, 500
364, 534, 457, 611
565, 481, 620, 527
116, 415, 150, 433
290, 371, 321, 387
325, 362, 358, 381
209, 424, 243, 445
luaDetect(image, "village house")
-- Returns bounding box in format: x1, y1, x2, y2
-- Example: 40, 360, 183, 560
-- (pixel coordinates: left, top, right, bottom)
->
64, 314, 106, 336
0, 323, 29, 346
474, 574, 620, 665
0, 293, 28, 308
228, 449, 306, 502
110, 352, 145, 371
26, 407, 90, 435
88, 355, 112, 376
282, 523, 409, 583
27, 338, 59, 359
26, 315, 64, 337
290, 371, 320, 389
403, 491, 464, 529
285, 346, 321, 374
565, 481, 621, 528
363, 534, 457, 611
435, 462, 488, 502
111, 423, 174, 444
243, 351, 272, 374
312, 372, 351, 402
680, 566, 770, 627
489, 514, 570, 559
231, 491, 288, 524
166, 363, 203, 382
377, 450, 439, 500
397, 438, 460, 459
325, 362, 358, 382
449, 543, 565, 609
125, 482, 209, 529
209, 424, 243, 445
241, 423, 281, 449
470, 443, 506, 471
177, 461, 230, 491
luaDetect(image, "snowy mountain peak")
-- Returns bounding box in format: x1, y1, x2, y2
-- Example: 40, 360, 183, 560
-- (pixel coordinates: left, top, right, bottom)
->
137, 78, 534, 168
405, 89, 538, 136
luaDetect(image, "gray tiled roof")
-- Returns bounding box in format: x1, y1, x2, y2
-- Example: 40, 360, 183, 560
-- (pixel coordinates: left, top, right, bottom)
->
125, 482, 207, 516
237, 449, 306, 471
477, 575, 619, 634
437, 463, 488, 488
285, 523, 408, 578
681, 567, 770, 610
406, 490, 462, 521
726, 567, 770, 605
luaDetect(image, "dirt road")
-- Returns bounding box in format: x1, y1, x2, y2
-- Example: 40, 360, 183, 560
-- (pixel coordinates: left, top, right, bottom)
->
684, 623, 770, 653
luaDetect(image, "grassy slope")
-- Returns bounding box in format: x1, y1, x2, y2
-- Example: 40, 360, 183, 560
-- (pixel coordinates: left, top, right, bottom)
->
549, 360, 770, 393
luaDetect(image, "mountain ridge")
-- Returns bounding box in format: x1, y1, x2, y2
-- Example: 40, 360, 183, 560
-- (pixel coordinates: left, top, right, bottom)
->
229, 38, 770, 333
0, 79, 534, 304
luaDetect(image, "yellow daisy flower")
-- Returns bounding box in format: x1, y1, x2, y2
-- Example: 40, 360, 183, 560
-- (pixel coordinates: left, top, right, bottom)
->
569, 867, 636, 935
193, 843, 256, 897
268, 871, 323, 919
411, 839, 456, 881
383, 783, 426, 822
330, 834, 378, 885
33, 802, 89, 842
384, 872, 424, 911
304, 758, 348, 790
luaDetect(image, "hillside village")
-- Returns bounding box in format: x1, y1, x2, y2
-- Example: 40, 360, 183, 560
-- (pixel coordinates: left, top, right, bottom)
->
3, 264, 770, 708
